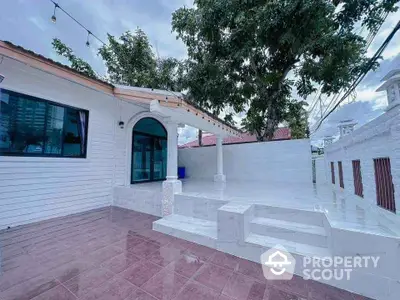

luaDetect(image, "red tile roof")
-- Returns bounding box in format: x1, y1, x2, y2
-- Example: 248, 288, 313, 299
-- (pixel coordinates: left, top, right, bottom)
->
179, 128, 291, 148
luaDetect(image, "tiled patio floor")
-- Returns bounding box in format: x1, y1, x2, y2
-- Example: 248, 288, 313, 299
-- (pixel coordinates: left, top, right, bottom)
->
0, 207, 370, 300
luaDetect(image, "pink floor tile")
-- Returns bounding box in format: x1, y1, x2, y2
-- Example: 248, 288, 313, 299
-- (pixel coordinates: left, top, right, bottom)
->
264, 286, 307, 300
218, 295, 235, 300
0, 274, 58, 300
174, 281, 220, 300
237, 259, 266, 282
268, 274, 309, 298
88, 244, 125, 265
78, 277, 136, 300
126, 288, 158, 300
147, 244, 185, 267
50, 259, 96, 283
113, 234, 146, 251
129, 241, 161, 258
30, 284, 77, 300
185, 243, 216, 261
193, 263, 233, 292
138, 229, 176, 247
121, 261, 162, 287
101, 251, 142, 274
63, 267, 114, 297
142, 268, 189, 300
210, 251, 241, 271
222, 272, 266, 300
166, 253, 204, 278
168, 238, 197, 251
308, 280, 355, 300
0, 260, 46, 292
0, 207, 369, 300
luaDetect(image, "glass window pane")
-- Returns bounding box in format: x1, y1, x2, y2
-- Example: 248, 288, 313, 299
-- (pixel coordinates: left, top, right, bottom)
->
63, 108, 84, 157
133, 118, 167, 137
132, 134, 152, 182
0, 90, 46, 154
153, 137, 167, 180
44, 104, 64, 155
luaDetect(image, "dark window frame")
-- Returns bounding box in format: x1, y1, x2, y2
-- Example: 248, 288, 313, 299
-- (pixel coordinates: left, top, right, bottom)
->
0, 88, 89, 158
131, 117, 167, 184
338, 161, 344, 188
352, 160, 364, 198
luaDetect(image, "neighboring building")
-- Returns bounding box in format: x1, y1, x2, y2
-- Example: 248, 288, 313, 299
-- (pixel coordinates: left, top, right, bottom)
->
179, 128, 291, 148
324, 69, 400, 213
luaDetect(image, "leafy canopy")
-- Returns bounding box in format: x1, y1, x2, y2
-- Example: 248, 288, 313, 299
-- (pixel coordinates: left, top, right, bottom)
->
172, 0, 398, 140
52, 28, 182, 91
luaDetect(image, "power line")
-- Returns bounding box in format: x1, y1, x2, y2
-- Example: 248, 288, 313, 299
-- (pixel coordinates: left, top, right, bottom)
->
310, 13, 393, 134
49, 0, 106, 46
312, 20, 400, 133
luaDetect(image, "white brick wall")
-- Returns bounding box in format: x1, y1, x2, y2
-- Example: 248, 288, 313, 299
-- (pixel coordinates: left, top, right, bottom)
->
324, 106, 400, 213
179, 139, 313, 184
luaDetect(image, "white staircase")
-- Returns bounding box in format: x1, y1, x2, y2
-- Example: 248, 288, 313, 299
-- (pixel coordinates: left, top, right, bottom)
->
153, 194, 228, 248
153, 194, 331, 262
245, 204, 330, 259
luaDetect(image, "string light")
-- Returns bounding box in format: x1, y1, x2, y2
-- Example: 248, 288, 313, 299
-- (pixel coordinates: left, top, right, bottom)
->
47, 0, 240, 135
48, 0, 106, 46
86, 30, 91, 47
51, 2, 59, 23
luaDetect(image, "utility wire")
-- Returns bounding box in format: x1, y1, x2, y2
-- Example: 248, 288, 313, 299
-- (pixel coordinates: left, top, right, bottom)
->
49, 0, 106, 45
312, 20, 400, 133
311, 13, 392, 134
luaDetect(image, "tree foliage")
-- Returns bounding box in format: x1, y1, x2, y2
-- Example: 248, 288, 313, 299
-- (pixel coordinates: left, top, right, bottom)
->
52, 38, 97, 79
52, 28, 182, 91
172, 0, 398, 140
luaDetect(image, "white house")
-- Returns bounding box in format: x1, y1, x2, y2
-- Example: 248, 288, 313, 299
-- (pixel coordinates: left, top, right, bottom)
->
0, 40, 241, 228
2, 41, 400, 300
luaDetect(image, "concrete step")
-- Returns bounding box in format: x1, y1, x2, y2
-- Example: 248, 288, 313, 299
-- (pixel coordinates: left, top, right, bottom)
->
254, 204, 325, 227
174, 194, 229, 222
153, 214, 217, 248
245, 233, 330, 258
250, 217, 328, 248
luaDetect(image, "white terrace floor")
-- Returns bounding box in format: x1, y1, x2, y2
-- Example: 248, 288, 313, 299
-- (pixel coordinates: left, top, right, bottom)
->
134, 179, 400, 238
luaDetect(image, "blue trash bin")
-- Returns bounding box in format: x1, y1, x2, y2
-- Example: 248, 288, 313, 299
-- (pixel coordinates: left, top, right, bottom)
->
178, 167, 186, 179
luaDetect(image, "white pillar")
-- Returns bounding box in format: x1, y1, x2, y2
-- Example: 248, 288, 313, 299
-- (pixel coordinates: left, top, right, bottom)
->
166, 121, 179, 180
214, 135, 226, 182
162, 120, 182, 216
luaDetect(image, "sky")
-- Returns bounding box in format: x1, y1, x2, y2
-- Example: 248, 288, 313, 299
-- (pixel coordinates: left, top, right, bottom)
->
0, 0, 399, 145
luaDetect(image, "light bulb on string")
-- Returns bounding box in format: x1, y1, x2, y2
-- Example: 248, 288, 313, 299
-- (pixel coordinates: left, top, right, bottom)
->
86, 30, 91, 47
51, 3, 59, 23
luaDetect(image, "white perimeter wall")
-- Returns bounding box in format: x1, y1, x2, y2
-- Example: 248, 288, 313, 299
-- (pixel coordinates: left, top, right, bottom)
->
324, 106, 400, 213
178, 139, 312, 184
0, 59, 147, 229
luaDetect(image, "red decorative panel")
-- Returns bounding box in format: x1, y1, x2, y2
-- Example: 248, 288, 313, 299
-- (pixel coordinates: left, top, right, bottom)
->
338, 161, 344, 188
352, 160, 363, 197
331, 162, 335, 184
374, 158, 396, 213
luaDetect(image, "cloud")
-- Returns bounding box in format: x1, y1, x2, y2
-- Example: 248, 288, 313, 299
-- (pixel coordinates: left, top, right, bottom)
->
311, 100, 385, 145
28, 16, 47, 32
178, 125, 198, 145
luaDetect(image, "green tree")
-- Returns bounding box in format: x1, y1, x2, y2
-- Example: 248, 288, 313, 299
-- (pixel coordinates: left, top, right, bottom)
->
285, 100, 309, 139
52, 38, 97, 78
52, 28, 181, 90
172, 0, 398, 140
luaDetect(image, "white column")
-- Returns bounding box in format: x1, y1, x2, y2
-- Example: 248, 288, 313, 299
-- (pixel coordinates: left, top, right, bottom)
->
162, 120, 182, 216
214, 135, 226, 182
166, 121, 179, 180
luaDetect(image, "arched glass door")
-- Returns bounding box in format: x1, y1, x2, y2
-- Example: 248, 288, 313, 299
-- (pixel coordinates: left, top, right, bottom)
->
131, 118, 167, 183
